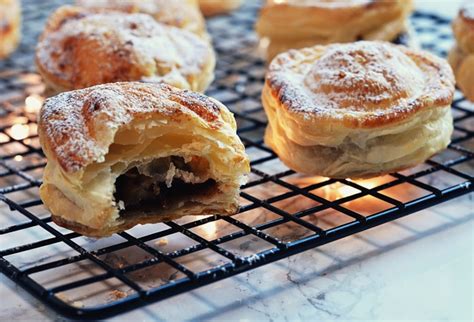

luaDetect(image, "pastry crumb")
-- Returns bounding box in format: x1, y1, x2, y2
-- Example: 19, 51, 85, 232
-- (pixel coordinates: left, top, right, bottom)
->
72, 301, 84, 308
109, 290, 127, 300
155, 238, 168, 246
55, 292, 68, 302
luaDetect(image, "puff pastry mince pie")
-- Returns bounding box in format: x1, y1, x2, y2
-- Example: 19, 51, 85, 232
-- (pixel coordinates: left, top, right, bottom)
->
36, 6, 215, 95
75, 0, 209, 39
39, 82, 250, 237
263, 41, 455, 179
256, 0, 415, 60
448, 2, 474, 101
0, 0, 21, 59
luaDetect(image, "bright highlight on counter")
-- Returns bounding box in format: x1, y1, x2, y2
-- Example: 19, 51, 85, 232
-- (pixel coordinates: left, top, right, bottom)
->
25, 94, 43, 114
10, 122, 29, 140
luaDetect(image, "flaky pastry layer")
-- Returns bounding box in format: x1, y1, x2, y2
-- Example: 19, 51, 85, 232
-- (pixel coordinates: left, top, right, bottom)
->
39, 82, 249, 237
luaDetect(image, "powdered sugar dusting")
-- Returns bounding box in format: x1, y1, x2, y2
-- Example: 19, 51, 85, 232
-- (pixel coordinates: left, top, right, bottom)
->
36, 6, 214, 91
303, 42, 423, 111
39, 82, 224, 172
267, 41, 455, 127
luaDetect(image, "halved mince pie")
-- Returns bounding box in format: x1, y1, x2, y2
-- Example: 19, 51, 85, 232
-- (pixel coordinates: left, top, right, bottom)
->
39, 82, 249, 237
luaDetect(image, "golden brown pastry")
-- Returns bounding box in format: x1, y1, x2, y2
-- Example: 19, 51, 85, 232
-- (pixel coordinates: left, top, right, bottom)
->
448, 2, 474, 101
75, 0, 208, 39
36, 6, 215, 95
256, 0, 414, 60
198, 0, 243, 16
263, 41, 454, 179
39, 82, 250, 237
0, 0, 21, 59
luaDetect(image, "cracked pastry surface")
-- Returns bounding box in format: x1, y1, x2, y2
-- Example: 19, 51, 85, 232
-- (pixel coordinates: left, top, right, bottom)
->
198, 0, 243, 16
75, 0, 208, 39
39, 82, 250, 237
0, 0, 21, 59
448, 2, 474, 101
256, 0, 414, 60
35, 6, 215, 95
263, 41, 454, 179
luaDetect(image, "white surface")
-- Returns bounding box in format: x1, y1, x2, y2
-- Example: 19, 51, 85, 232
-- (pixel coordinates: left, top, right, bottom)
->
416, 0, 465, 18
1, 196, 472, 321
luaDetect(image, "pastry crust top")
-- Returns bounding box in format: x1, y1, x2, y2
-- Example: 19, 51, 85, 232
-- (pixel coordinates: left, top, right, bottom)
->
266, 41, 454, 129
39, 82, 232, 173
36, 6, 214, 92
75, 0, 206, 37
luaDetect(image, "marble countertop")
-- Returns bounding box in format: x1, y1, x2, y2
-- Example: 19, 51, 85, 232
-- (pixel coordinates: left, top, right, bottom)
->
1, 195, 472, 321
1, 1, 473, 321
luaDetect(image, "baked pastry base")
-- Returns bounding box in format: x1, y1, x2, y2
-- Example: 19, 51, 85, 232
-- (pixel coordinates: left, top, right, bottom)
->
47, 184, 237, 237
264, 85, 453, 179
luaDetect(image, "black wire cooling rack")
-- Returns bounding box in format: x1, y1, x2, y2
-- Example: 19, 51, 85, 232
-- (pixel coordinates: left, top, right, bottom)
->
0, 0, 473, 319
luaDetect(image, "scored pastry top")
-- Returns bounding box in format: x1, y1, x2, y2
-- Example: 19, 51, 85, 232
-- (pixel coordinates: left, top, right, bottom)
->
266, 41, 455, 128
39, 82, 236, 173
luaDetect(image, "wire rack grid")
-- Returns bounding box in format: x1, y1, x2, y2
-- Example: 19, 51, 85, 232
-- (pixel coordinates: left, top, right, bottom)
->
0, 0, 473, 319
